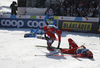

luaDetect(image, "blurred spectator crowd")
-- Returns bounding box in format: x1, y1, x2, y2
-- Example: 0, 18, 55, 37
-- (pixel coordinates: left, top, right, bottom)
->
45, 0, 100, 18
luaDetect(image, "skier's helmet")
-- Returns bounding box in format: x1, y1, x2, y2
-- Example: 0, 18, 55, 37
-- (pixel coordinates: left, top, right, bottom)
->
80, 45, 86, 49
49, 9, 53, 13
86, 51, 93, 58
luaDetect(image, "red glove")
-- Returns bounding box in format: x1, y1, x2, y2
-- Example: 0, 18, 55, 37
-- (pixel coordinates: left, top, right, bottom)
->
43, 26, 47, 31
56, 30, 62, 35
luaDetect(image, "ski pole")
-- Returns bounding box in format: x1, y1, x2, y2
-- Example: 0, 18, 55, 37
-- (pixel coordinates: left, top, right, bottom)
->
35, 54, 76, 57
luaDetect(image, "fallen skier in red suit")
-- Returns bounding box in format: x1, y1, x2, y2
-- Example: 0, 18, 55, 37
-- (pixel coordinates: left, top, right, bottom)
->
61, 38, 93, 58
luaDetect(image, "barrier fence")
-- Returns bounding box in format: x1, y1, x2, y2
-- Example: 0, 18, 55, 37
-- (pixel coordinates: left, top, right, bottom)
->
58, 20, 99, 33
99, 19, 100, 33
0, 15, 100, 33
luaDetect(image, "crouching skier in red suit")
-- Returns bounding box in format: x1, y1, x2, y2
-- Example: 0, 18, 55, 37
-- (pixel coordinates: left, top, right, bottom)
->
61, 38, 93, 58
43, 25, 62, 51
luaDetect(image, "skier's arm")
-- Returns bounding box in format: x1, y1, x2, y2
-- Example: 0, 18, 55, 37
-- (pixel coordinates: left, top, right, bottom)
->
43, 26, 48, 39
77, 53, 85, 57
53, 19, 57, 26
44, 15, 48, 25
10, 4, 12, 8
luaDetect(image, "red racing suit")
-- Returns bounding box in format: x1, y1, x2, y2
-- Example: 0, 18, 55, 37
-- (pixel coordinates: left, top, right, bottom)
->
43, 26, 62, 41
43, 25, 62, 48
61, 38, 93, 58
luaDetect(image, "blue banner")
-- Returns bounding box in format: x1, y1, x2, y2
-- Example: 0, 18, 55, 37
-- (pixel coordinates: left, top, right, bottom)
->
0, 18, 46, 28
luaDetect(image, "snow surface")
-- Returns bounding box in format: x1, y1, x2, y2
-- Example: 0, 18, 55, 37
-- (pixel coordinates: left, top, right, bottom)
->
0, 0, 100, 68
0, 28, 100, 68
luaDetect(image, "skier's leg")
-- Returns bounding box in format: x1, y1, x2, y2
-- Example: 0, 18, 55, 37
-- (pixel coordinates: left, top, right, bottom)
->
33, 28, 40, 37
61, 48, 77, 54
68, 38, 78, 49
47, 39, 54, 51
69, 43, 71, 49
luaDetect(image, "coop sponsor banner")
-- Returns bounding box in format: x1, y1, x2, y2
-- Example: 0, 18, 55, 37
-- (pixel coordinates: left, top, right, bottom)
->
58, 20, 99, 33
0, 18, 46, 28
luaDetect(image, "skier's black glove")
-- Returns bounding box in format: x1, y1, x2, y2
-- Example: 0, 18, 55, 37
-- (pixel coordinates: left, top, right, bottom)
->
44, 33, 49, 40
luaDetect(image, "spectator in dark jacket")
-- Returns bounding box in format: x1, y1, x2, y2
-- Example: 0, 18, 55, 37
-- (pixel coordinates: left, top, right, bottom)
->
87, 8, 93, 17
73, 10, 78, 17
10, 1, 17, 15
40, 0, 46, 8
96, 12, 100, 18
96, 4, 100, 13
80, 11, 86, 17
53, 4, 61, 16
66, 10, 71, 16
62, 10, 67, 16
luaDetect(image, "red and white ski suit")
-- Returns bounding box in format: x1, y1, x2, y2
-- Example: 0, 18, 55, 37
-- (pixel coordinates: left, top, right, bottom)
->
43, 26, 62, 48
61, 38, 93, 58
43, 26, 62, 41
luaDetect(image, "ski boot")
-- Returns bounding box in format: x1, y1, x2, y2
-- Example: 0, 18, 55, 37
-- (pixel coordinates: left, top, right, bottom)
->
47, 46, 54, 51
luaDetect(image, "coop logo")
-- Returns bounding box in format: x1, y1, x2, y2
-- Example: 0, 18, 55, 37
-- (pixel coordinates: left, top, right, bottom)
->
27, 21, 46, 28
0, 19, 46, 28
1, 20, 24, 28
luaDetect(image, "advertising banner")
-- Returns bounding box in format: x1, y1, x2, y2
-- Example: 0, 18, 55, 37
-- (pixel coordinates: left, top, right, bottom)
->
98, 18, 100, 33
58, 20, 99, 33
0, 18, 46, 28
